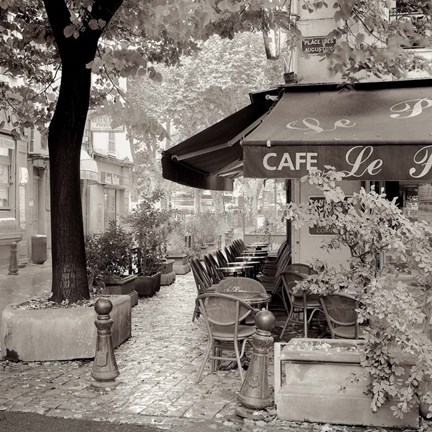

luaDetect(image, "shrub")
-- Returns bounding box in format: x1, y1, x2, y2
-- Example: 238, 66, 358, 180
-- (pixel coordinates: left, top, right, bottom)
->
85, 220, 133, 291
284, 167, 432, 418
126, 190, 172, 276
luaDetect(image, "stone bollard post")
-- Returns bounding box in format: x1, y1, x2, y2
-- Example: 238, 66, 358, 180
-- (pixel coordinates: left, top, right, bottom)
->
91, 298, 119, 389
236, 309, 276, 419
8, 242, 19, 275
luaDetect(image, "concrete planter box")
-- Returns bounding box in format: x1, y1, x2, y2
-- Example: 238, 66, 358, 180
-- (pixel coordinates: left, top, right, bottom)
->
1, 295, 132, 361
133, 272, 161, 297
166, 253, 191, 275
277, 338, 418, 428
160, 259, 176, 286
102, 274, 138, 307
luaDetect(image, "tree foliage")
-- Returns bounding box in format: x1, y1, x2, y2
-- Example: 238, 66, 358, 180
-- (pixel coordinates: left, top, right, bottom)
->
112, 32, 282, 199
1, 0, 431, 303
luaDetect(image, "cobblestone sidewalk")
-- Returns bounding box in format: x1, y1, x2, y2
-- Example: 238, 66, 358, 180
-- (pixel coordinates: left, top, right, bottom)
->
0, 271, 427, 432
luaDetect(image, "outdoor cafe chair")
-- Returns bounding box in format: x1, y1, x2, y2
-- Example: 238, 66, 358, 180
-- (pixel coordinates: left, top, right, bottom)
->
258, 245, 291, 303
216, 248, 258, 278
279, 270, 323, 338
263, 239, 291, 275
203, 254, 224, 284
195, 293, 256, 383
259, 240, 290, 280
230, 240, 244, 256
190, 257, 217, 322
215, 249, 229, 268
224, 246, 237, 263
320, 293, 363, 339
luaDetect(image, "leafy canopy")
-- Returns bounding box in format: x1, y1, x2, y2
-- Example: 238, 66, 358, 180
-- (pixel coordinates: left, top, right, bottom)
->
1, 0, 431, 137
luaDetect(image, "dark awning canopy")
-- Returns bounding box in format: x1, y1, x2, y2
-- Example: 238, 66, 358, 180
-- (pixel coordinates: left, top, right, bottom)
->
243, 79, 432, 181
161, 95, 273, 191
162, 79, 432, 190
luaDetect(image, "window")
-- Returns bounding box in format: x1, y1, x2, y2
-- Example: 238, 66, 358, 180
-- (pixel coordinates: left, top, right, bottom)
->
108, 132, 115, 154
104, 188, 117, 229
29, 128, 35, 153
0, 148, 11, 209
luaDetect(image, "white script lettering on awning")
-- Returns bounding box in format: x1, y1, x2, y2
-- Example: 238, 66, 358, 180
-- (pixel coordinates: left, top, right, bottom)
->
263, 152, 318, 171
257, 145, 432, 180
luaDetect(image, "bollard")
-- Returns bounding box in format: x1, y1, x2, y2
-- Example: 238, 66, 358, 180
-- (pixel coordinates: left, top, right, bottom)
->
236, 309, 276, 419
91, 298, 119, 389
8, 242, 19, 275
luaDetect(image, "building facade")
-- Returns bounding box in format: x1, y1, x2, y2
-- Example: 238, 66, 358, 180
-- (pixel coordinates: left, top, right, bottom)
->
285, 0, 432, 266
81, 114, 133, 235
0, 108, 32, 265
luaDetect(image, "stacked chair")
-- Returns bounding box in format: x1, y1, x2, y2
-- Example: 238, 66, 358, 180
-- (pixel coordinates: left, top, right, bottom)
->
190, 257, 218, 321
195, 292, 257, 382
190, 239, 271, 322
191, 239, 274, 381
257, 240, 292, 311
320, 293, 363, 339
279, 269, 322, 338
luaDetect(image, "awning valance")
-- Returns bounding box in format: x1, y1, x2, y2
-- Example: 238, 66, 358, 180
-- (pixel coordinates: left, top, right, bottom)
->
243, 79, 432, 180
161, 98, 272, 191
80, 149, 99, 184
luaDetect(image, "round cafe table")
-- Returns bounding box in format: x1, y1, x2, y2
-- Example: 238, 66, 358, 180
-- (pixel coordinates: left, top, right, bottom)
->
217, 265, 254, 279
226, 290, 271, 307
226, 261, 261, 278
232, 258, 261, 275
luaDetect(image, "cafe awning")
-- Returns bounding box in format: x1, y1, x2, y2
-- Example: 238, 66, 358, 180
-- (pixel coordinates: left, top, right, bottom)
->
243, 79, 432, 181
162, 78, 432, 190
161, 93, 275, 191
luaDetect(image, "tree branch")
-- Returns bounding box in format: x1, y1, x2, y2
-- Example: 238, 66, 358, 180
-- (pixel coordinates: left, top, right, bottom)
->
42, 0, 71, 52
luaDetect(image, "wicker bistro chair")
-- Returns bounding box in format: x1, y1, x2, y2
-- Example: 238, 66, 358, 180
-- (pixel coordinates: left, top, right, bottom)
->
320, 293, 363, 339
224, 246, 236, 263
196, 293, 257, 382
279, 271, 323, 338
214, 248, 256, 279
215, 249, 229, 268
190, 257, 217, 322
203, 254, 224, 284
257, 245, 292, 313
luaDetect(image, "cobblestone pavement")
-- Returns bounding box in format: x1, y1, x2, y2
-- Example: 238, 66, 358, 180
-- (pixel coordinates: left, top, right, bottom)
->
0, 267, 429, 432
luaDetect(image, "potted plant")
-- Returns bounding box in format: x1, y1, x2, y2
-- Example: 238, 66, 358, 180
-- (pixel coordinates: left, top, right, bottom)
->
126, 190, 172, 295
85, 220, 137, 305
278, 167, 432, 425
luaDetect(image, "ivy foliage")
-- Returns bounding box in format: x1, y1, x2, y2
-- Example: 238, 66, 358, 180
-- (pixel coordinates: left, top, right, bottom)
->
285, 168, 432, 418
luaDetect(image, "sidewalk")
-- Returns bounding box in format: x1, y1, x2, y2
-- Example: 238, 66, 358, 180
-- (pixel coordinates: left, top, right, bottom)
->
0, 264, 423, 431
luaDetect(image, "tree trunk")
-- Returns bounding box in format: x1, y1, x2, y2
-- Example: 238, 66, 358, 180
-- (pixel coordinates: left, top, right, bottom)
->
42, 0, 124, 303
48, 64, 91, 303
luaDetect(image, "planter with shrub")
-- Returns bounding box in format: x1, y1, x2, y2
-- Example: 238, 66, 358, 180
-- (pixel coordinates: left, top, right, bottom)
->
85, 220, 137, 306
126, 190, 172, 296
279, 168, 432, 424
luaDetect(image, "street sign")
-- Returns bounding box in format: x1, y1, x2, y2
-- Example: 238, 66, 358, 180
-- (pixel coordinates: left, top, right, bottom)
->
302, 36, 336, 54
